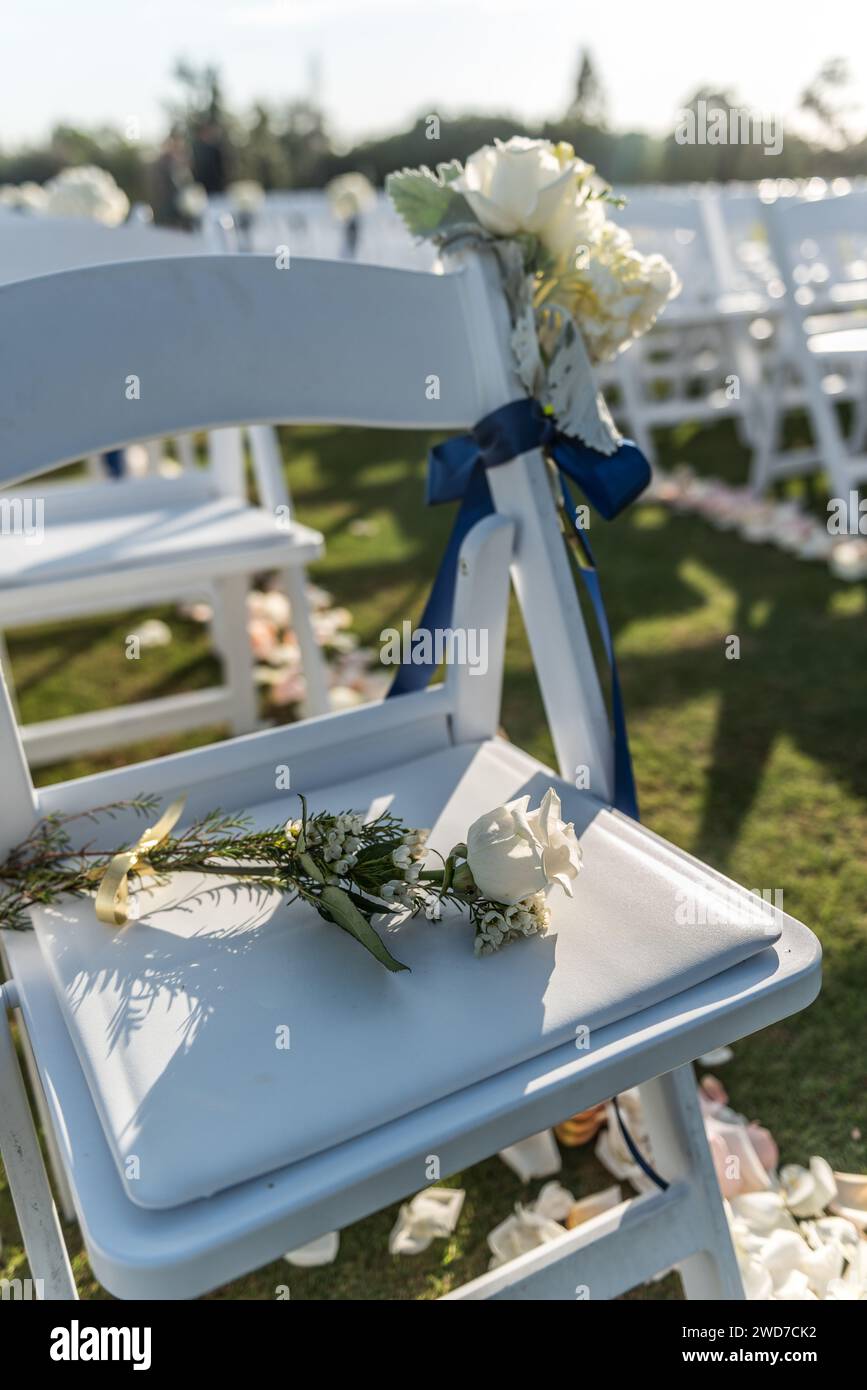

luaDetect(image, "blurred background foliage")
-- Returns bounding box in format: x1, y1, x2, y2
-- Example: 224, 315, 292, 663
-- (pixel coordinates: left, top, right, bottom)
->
1, 49, 864, 203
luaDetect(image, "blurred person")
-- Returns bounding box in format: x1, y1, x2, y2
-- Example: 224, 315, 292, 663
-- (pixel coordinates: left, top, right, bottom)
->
150, 126, 189, 227
192, 119, 228, 195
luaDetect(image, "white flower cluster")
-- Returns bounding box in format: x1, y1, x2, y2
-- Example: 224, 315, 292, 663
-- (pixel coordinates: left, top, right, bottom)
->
0, 165, 130, 225
389, 137, 681, 451
474, 892, 552, 957
381, 828, 430, 908
286, 812, 365, 879
569, 221, 681, 364
0, 181, 47, 212
443, 138, 680, 363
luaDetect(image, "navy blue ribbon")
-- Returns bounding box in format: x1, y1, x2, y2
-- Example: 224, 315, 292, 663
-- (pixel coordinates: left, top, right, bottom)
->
387, 399, 668, 1187
387, 397, 649, 821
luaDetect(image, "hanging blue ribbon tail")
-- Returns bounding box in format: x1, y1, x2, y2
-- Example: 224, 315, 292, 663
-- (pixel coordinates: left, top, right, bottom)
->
387, 397, 649, 820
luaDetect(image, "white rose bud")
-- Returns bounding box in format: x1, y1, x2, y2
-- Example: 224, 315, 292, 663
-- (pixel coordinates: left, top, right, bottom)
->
466, 787, 583, 907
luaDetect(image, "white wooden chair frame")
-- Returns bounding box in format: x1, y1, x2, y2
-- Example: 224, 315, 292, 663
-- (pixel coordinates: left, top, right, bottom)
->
0, 251, 820, 1301
0, 217, 330, 765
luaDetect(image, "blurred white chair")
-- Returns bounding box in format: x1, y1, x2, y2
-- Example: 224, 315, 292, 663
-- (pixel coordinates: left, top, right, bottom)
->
608, 187, 768, 464
0, 214, 330, 767
0, 251, 819, 1301
752, 189, 867, 499
204, 189, 437, 270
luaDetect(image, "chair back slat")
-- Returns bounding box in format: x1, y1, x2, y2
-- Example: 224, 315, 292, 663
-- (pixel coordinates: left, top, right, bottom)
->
0, 256, 482, 487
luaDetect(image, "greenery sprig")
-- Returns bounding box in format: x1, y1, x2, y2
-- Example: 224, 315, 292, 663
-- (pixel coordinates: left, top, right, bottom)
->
0, 796, 551, 972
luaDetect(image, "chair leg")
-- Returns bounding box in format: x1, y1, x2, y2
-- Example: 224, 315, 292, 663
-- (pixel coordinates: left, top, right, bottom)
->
0, 629, 21, 723
16, 1014, 77, 1224
213, 574, 260, 736
0, 985, 78, 1300
618, 348, 656, 466
282, 566, 331, 718
749, 357, 784, 495
637, 1065, 744, 1300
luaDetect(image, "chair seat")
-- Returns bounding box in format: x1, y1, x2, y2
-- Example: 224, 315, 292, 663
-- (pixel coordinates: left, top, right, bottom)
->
3, 806, 819, 1298
658, 290, 770, 327
0, 485, 322, 597
17, 737, 799, 1223
807, 327, 867, 357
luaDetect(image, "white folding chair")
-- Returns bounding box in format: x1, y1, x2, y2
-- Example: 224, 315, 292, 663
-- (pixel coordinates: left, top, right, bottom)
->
751, 189, 867, 500
609, 188, 768, 463
0, 217, 331, 765
0, 252, 820, 1301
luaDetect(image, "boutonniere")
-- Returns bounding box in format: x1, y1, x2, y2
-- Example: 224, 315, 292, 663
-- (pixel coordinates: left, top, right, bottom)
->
0, 788, 582, 974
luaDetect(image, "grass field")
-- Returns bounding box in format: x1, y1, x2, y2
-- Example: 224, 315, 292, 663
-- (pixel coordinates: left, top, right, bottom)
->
2, 416, 865, 1299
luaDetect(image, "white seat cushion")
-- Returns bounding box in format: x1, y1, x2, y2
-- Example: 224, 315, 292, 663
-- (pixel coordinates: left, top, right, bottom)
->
30, 738, 782, 1210
0, 490, 321, 590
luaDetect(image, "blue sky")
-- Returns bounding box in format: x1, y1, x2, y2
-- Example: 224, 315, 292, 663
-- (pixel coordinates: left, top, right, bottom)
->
2, 0, 864, 146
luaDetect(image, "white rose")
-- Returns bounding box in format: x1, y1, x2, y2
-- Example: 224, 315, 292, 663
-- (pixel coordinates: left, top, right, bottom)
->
454, 137, 587, 263
466, 787, 583, 906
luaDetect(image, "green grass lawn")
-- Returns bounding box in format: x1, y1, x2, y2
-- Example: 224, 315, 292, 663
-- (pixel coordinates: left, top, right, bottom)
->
2, 417, 865, 1299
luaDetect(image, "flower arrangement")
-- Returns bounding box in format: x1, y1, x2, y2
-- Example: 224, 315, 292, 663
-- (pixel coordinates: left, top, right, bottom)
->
387, 137, 680, 454
326, 172, 376, 222
0, 789, 582, 974
0, 165, 130, 225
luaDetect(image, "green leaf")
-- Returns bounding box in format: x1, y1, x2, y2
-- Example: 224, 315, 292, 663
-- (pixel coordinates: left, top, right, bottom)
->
441, 855, 455, 894
319, 885, 409, 973
299, 851, 324, 883
386, 167, 461, 236
436, 160, 464, 184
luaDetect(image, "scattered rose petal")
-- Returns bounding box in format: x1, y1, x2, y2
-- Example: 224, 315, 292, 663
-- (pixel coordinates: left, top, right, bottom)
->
498, 1130, 562, 1182
565, 1185, 622, 1229
532, 1181, 576, 1223
388, 1187, 465, 1256
487, 1205, 565, 1269
698, 1046, 734, 1067
128, 618, 172, 648
284, 1231, 339, 1267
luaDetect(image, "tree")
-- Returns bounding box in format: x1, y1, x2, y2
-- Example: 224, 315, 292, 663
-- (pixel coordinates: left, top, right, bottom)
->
171, 60, 226, 127
567, 50, 608, 128
799, 58, 858, 149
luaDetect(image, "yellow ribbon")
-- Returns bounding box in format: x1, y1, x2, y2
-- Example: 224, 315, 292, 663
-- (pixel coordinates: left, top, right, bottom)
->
93, 796, 187, 927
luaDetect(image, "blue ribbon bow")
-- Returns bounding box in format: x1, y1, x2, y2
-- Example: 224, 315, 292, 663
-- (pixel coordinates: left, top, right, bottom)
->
386, 397, 649, 819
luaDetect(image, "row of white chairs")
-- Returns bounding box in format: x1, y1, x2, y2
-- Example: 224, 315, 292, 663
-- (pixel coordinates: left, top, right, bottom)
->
608, 182, 867, 503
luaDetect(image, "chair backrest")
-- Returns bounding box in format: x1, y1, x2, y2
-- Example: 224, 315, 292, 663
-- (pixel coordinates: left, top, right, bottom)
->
0, 214, 211, 286
613, 188, 722, 315
0, 250, 616, 849
763, 188, 867, 309
762, 192, 865, 496
0, 255, 485, 480
0, 214, 228, 488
